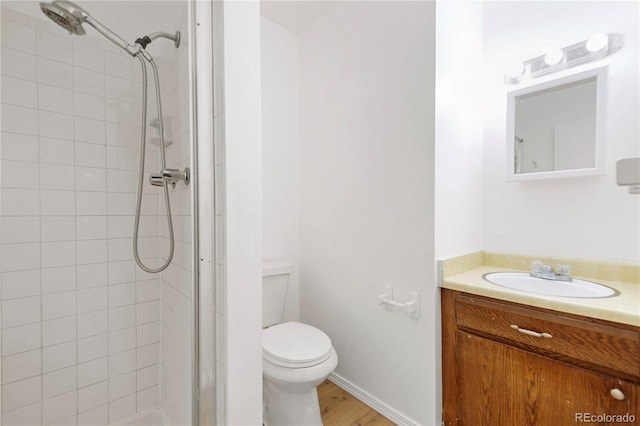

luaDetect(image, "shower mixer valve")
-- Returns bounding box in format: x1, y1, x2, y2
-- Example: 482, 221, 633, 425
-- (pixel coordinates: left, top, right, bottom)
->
150, 167, 190, 189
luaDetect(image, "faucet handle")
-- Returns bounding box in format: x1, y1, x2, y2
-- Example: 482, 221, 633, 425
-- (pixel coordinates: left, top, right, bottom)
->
530, 260, 544, 275
556, 264, 572, 276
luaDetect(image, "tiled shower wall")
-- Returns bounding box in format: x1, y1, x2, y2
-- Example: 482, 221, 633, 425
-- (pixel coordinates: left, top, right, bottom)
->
0, 3, 190, 424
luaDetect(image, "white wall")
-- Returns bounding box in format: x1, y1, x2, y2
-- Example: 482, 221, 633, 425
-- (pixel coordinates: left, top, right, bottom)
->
261, 18, 300, 322
434, 1, 484, 261
299, 2, 436, 424
482, 1, 640, 262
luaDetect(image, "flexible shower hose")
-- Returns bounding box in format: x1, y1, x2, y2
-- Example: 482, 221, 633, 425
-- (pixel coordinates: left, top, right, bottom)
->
133, 54, 175, 273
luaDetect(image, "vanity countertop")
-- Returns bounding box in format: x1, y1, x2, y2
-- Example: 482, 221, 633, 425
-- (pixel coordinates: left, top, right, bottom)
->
442, 265, 640, 327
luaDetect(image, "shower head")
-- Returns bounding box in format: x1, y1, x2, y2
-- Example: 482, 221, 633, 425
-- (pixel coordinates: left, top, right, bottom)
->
40, 1, 87, 35
40, 1, 135, 55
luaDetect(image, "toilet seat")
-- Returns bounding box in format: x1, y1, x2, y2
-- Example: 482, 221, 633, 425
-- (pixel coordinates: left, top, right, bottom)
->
263, 321, 333, 368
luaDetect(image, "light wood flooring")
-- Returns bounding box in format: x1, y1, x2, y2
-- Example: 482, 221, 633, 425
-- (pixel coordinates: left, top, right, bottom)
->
318, 380, 396, 426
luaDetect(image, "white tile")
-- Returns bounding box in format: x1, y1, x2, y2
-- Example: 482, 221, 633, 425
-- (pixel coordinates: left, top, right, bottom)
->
41, 266, 76, 295
42, 291, 76, 320
1, 376, 41, 412
105, 75, 132, 103
76, 191, 106, 215
73, 67, 104, 96
43, 341, 76, 373
107, 238, 134, 262
1, 47, 37, 81
105, 52, 132, 80
77, 357, 108, 388
37, 57, 73, 89
136, 280, 160, 303
1, 104, 38, 135
107, 193, 135, 215
41, 190, 75, 215
38, 84, 74, 114
40, 164, 75, 190
137, 300, 160, 325
107, 169, 135, 193
1, 160, 39, 189
41, 216, 75, 242
136, 364, 158, 390
43, 366, 76, 398
1, 20, 36, 54
108, 394, 136, 424
77, 286, 107, 314
39, 110, 74, 140
78, 381, 108, 413
108, 327, 136, 355
49, 414, 76, 426
77, 310, 108, 339
74, 92, 105, 121
41, 241, 76, 268
74, 117, 105, 145
108, 282, 135, 308
108, 261, 135, 285
39, 137, 75, 165
77, 263, 107, 289
105, 122, 135, 148
108, 349, 136, 378
2, 296, 41, 328
136, 343, 159, 369
136, 386, 159, 413
77, 404, 108, 425
1, 76, 37, 108
76, 167, 106, 191
109, 371, 136, 402
73, 42, 104, 72
105, 99, 134, 125
1, 401, 42, 425
1, 243, 40, 272
108, 305, 136, 331
1, 217, 40, 243
75, 142, 106, 168
42, 390, 77, 425
1, 348, 41, 384
42, 316, 75, 347
1, 270, 40, 300
37, 30, 72, 63
76, 216, 107, 240
1, 322, 41, 356
76, 239, 108, 264
1, 189, 39, 216
78, 333, 108, 363
137, 322, 159, 347
106, 146, 135, 170
107, 216, 134, 239
1, 132, 39, 162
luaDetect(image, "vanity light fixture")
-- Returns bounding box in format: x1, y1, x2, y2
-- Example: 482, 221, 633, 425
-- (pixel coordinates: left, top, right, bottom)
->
505, 33, 623, 84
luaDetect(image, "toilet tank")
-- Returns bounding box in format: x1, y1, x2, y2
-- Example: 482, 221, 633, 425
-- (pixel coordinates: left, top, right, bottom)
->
262, 261, 293, 328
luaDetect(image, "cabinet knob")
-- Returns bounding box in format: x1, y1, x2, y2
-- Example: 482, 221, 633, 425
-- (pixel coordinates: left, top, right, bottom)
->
610, 388, 625, 401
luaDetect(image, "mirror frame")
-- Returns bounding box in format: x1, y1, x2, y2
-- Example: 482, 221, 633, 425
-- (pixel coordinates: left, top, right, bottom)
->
506, 65, 608, 181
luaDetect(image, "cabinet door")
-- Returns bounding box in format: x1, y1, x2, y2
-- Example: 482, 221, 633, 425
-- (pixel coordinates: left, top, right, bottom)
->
456, 331, 638, 425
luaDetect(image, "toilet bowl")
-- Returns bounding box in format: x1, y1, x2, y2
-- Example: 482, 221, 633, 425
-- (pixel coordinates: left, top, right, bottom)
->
262, 262, 338, 426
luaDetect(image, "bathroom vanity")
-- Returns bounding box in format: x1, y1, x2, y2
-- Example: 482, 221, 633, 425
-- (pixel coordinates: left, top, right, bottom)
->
440, 253, 640, 425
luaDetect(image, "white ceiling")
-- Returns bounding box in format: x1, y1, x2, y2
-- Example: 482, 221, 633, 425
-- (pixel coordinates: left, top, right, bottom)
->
260, 0, 336, 34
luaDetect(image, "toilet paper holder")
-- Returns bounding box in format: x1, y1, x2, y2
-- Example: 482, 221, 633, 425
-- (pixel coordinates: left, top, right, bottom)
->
378, 285, 420, 319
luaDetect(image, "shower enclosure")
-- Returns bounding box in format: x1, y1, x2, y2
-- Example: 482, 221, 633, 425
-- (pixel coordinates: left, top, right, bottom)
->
0, 1, 214, 424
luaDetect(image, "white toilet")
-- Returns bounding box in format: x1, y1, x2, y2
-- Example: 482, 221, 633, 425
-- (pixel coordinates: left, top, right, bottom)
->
262, 261, 338, 426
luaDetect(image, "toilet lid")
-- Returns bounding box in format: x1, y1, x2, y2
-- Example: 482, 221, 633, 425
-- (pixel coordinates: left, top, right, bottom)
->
263, 322, 333, 368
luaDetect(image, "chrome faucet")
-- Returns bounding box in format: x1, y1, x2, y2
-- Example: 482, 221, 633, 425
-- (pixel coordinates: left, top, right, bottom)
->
530, 261, 572, 282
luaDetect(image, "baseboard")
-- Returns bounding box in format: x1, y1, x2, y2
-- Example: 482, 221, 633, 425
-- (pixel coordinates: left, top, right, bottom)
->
328, 372, 419, 426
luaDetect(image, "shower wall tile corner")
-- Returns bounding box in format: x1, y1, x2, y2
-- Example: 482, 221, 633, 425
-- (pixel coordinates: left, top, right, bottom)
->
0, 5, 180, 425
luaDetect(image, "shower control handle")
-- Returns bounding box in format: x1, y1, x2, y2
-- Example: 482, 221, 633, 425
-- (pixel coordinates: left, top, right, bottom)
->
149, 167, 190, 188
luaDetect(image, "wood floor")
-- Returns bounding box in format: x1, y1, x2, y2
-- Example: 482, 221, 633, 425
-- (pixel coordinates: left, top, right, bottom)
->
318, 380, 396, 426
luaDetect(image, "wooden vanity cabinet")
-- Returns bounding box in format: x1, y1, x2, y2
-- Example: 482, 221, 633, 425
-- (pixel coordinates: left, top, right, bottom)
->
442, 289, 640, 425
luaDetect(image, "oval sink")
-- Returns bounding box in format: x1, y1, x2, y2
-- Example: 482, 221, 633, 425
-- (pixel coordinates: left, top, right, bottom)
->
483, 272, 618, 298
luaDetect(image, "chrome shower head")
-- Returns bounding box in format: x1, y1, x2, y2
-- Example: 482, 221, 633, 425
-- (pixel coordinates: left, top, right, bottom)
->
40, 1, 87, 35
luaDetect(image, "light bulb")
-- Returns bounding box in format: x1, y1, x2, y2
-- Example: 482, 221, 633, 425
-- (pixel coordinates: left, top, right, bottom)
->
586, 33, 609, 52
506, 62, 525, 79
544, 49, 564, 66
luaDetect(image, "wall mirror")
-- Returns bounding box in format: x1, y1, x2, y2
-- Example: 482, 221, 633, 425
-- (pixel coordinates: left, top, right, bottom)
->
506, 66, 607, 181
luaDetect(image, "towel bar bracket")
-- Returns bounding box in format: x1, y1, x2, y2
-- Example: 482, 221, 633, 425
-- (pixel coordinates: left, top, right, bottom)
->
378, 285, 420, 319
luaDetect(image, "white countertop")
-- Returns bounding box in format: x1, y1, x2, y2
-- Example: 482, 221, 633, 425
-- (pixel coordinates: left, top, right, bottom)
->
442, 265, 640, 327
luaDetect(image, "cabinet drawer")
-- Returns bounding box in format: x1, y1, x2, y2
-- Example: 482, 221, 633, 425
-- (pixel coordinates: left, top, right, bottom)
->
454, 294, 640, 378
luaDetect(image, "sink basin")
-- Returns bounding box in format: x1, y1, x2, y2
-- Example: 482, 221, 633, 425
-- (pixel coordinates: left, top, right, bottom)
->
483, 272, 618, 298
